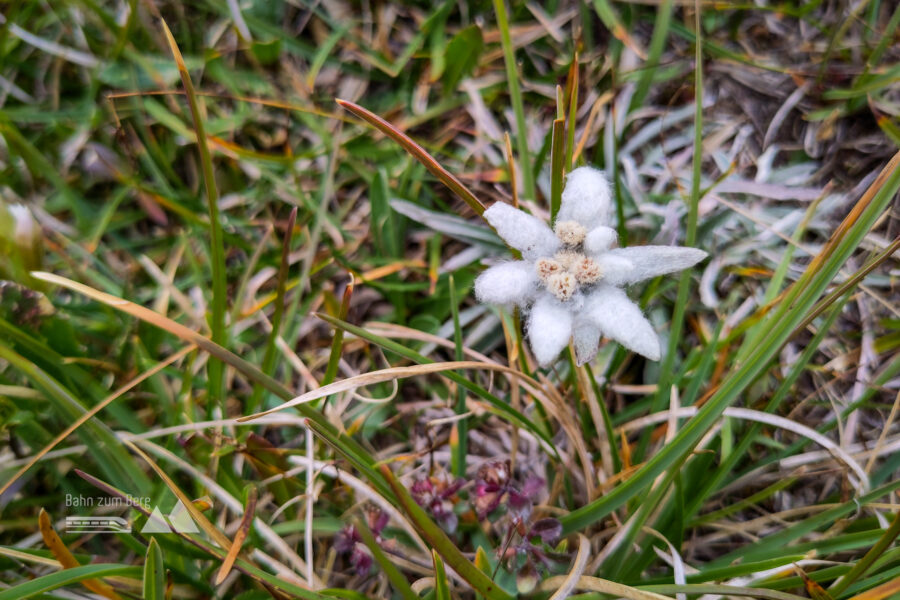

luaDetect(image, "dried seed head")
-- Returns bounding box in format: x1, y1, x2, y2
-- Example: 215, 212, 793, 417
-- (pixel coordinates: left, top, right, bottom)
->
535, 257, 563, 282
573, 256, 603, 284
546, 272, 576, 301
554, 220, 587, 246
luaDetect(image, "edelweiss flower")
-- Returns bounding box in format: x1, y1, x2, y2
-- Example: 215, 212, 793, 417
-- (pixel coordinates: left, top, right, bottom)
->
475, 166, 707, 367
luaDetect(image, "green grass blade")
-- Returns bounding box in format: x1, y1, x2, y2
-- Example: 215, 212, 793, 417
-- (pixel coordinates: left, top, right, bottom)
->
433, 550, 451, 600
142, 538, 165, 600
248, 207, 297, 414
160, 20, 228, 413
493, 0, 535, 203
322, 279, 353, 387
630, 0, 673, 111
0, 564, 141, 600
356, 516, 419, 600
449, 274, 468, 478
550, 114, 566, 220
829, 511, 900, 595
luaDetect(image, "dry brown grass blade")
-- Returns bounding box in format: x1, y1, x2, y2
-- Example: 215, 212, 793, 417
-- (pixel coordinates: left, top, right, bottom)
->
123, 440, 233, 550
0, 346, 194, 499
216, 487, 259, 585
336, 98, 486, 215
539, 574, 675, 600
549, 533, 590, 600
107, 90, 352, 123
795, 149, 900, 284
504, 131, 519, 208
794, 565, 835, 600
238, 360, 521, 421
29, 272, 276, 390
846, 576, 900, 600
38, 509, 123, 600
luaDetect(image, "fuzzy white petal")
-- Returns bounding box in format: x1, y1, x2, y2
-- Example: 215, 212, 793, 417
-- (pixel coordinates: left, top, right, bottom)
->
556, 166, 613, 229
584, 226, 618, 255
572, 322, 601, 366
528, 295, 574, 367
474, 261, 538, 306
603, 246, 707, 286
584, 286, 660, 360
484, 202, 559, 260
595, 254, 634, 284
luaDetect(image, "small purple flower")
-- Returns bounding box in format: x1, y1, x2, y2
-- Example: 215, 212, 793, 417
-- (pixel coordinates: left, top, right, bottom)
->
503, 516, 566, 590
528, 518, 563, 545
473, 461, 544, 521
410, 470, 464, 533
333, 506, 389, 576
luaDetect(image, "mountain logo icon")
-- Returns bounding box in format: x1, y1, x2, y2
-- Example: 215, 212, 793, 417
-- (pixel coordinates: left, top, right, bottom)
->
140, 500, 200, 534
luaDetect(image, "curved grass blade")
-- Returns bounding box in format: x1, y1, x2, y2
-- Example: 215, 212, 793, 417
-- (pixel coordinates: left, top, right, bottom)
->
0, 345, 193, 499
29, 271, 393, 499
239, 361, 529, 420
336, 99, 485, 215
314, 312, 560, 460
0, 564, 140, 600
0, 342, 149, 494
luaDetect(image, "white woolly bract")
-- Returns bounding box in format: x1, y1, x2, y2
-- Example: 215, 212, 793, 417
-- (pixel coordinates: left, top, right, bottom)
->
603, 246, 707, 286
584, 286, 661, 360
474, 261, 537, 306
555, 166, 612, 229
572, 323, 601, 366
584, 226, 617, 255
483, 202, 558, 260
527, 296, 573, 366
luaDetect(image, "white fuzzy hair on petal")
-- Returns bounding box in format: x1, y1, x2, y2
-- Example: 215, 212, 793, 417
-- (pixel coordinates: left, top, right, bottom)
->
584, 226, 618, 256
474, 261, 537, 306
584, 286, 660, 360
603, 246, 707, 286
572, 322, 601, 365
528, 295, 574, 367
595, 254, 633, 282
484, 202, 559, 260
556, 166, 612, 229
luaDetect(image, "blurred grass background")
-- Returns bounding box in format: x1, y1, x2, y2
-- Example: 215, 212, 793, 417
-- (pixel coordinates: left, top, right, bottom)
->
0, 0, 899, 598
